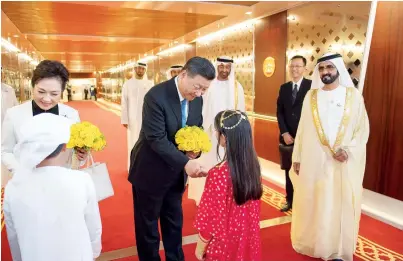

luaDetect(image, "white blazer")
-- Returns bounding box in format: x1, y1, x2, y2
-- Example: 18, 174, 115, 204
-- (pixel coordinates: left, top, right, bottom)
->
1, 101, 80, 173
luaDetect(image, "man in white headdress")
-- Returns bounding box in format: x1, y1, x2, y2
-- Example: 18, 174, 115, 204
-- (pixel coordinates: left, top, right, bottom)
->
290, 53, 369, 261
188, 56, 246, 205
121, 62, 154, 170
166, 65, 183, 79
3, 113, 102, 261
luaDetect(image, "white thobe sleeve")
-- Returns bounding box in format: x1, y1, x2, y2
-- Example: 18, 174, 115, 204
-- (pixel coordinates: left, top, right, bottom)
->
149, 79, 155, 87
201, 90, 211, 131
1, 110, 19, 173
237, 81, 246, 112
3, 187, 22, 261
121, 83, 129, 125
344, 93, 370, 160
84, 175, 102, 258
292, 91, 311, 163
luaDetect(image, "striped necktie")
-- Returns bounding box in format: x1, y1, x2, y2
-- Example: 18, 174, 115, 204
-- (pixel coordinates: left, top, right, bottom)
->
292, 84, 298, 104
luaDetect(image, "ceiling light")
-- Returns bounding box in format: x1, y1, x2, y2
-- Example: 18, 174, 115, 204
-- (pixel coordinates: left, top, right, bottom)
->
246, 11, 252, 15
157, 44, 191, 56
18, 53, 33, 61
30, 60, 39, 66
1, 38, 20, 52
196, 19, 259, 43
138, 55, 158, 64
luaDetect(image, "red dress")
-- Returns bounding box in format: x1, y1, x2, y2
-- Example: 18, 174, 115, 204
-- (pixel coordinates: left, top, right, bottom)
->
194, 162, 261, 261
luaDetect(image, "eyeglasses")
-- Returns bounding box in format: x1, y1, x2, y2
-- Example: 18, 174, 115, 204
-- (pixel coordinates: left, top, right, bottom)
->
182, 72, 209, 92
318, 65, 336, 72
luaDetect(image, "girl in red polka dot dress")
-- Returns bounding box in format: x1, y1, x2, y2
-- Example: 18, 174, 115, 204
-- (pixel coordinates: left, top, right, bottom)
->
194, 110, 263, 261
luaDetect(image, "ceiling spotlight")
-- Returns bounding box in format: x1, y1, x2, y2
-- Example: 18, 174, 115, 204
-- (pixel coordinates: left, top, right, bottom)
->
245, 11, 252, 15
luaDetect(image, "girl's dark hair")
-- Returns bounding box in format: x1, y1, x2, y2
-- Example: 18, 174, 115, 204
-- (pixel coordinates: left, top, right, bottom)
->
214, 110, 263, 205
31, 60, 70, 91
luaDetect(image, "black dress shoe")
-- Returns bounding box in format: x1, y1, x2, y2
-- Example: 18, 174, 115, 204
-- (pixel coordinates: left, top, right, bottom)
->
280, 202, 292, 212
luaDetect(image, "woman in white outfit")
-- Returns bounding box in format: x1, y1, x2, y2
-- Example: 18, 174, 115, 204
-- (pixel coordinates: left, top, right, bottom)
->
2, 60, 88, 175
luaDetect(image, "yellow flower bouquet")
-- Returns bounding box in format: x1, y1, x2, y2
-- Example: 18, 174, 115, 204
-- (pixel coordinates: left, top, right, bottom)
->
67, 121, 107, 152
175, 126, 212, 153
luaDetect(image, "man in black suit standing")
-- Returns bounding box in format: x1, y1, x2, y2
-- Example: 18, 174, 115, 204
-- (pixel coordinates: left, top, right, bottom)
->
276, 55, 311, 212
129, 57, 216, 261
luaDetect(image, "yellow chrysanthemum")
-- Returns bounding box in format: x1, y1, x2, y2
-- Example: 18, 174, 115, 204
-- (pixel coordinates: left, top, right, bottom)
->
175, 126, 211, 153
66, 122, 106, 152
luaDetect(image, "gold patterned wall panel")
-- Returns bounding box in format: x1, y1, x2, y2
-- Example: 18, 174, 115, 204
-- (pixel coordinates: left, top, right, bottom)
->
196, 21, 255, 112
2, 53, 40, 102
286, 1, 371, 87
153, 51, 187, 84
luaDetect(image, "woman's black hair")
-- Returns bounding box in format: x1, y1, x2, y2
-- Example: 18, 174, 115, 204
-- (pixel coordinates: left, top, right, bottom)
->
214, 110, 263, 205
31, 60, 70, 91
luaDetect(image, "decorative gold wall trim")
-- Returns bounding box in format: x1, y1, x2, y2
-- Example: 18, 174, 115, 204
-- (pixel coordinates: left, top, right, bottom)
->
247, 112, 278, 122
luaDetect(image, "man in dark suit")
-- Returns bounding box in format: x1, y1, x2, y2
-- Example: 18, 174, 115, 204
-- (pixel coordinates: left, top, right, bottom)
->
276, 55, 312, 212
129, 57, 216, 261
84, 87, 89, 100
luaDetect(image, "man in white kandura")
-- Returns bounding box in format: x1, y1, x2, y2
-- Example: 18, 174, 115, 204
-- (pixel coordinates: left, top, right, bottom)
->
291, 53, 370, 261
3, 113, 102, 261
121, 62, 154, 170
166, 65, 183, 79
188, 56, 246, 205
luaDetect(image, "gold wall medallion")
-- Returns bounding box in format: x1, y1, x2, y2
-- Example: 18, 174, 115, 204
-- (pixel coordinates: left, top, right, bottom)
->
263, 57, 276, 77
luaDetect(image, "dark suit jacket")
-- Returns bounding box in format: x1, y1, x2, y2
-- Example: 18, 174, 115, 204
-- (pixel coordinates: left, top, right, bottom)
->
276, 78, 311, 145
128, 77, 203, 193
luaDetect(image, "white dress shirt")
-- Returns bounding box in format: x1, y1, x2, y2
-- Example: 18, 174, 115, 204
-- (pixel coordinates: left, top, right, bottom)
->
292, 77, 304, 92
174, 76, 188, 121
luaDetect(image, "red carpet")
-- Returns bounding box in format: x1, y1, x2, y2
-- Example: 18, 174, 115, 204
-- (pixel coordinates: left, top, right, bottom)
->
2, 101, 403, 261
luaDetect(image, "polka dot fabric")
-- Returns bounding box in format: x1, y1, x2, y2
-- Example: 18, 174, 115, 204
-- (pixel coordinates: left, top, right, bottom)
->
194, 162, 262, 261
